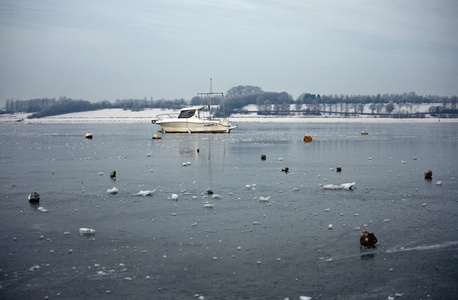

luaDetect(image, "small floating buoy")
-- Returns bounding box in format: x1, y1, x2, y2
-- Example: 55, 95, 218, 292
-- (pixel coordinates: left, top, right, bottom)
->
110, 171, 116, 179
261, 154, 266, 160
28, 192, 40, 203
360, 231, 377, 247
336, 166, 342, 172
85, 132, 93, 139
207, 189, 213, 195
424, 170, 432, 180
281, 167, 289, 173
361, 131, 368, 135
303, 135, 313, 143
152, 134, 161, 139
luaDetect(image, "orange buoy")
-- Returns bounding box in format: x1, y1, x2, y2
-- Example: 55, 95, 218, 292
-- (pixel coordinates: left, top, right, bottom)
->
361, 131, 368, 135
303, 135, 313, 143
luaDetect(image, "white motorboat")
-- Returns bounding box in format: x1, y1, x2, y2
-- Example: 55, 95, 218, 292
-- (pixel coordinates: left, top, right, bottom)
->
152, 80, 237, 133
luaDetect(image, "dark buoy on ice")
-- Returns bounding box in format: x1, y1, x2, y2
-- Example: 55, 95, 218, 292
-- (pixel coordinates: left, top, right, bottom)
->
261, 154, 266, 161
281, 167, 289, 173
85, 132, 93, 139
336, 166, 342, 172
28, 192, 40, 203
110, 171, 116, 180
424, 170, 433, 180
360, 231, 378, 247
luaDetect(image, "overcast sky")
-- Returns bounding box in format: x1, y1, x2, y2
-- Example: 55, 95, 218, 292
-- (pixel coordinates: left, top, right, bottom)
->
0, 0, 457, 106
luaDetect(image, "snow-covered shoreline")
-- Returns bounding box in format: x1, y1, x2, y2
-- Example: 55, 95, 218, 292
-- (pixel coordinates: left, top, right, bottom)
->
1, 108, 456, 124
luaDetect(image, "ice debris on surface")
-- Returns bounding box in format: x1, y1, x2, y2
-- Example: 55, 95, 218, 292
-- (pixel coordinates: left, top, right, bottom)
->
203, 202, 214, 208
182, 162, 191, 166
132, 189, 155, 196
300, 296, 312, 300
79, 228, 95, 235
171, 193, 179, 200
245, 184, 256, 191
259, 196, 270, 203
436, 181, 442, 186
37, 206, 48, 212
322, 182, 356, 190
106, 187, 119, 194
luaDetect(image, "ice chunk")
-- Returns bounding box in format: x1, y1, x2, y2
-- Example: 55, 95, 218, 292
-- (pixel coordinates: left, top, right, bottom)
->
436, 181, 442, 186
106, 187, 119, 194
171, 193, 179, 200
300, 296, 312, 300
328, 224, 333, 229
259, 196, 270, 203
79, 228, 95, 235
322, 182, 356, 190
37, 206, 48, 212
132, 190, 155, 196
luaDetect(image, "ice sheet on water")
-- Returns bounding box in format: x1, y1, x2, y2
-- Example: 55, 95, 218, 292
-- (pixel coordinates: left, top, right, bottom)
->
322, 182, 356, 190
106, 187, 118, 194
132, 189, 155, 196
79, 228, 95, 235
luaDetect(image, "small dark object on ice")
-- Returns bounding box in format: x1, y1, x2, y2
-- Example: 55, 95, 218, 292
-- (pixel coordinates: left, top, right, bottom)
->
28, 192, 40, 203
336, 166, 342, 172
360, 231, 378, 247
261, 154, 266, 160
282, 167, 289, 173
85, 132, 93, 139
424, 170, 432, 180
197, 148, 200, 153
207, 189, 213, 195
110, 171, 116, 179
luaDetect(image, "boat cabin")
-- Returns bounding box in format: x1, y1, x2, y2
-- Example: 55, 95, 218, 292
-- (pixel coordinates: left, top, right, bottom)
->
178, 109, 197, 118
177, 106, 208, 119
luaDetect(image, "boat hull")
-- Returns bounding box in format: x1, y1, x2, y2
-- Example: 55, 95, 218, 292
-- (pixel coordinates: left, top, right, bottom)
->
156, 118, 236, 133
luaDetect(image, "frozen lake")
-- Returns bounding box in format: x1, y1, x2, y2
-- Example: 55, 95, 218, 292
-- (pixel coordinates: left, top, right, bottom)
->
0, 121, 457, 299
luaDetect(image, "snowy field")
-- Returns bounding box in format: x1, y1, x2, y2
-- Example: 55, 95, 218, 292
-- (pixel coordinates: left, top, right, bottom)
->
1, 106, 456, 124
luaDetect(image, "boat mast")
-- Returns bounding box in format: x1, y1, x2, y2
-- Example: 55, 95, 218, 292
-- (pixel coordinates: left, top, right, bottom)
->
209, 78, 212, 119
198, 78, 223, 120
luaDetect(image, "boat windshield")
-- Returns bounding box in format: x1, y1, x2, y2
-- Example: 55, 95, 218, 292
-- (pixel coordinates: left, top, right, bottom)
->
178, 110, 196, 118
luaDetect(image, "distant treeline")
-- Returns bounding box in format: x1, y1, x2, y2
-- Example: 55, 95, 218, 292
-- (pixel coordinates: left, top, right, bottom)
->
2, 87, 457, 118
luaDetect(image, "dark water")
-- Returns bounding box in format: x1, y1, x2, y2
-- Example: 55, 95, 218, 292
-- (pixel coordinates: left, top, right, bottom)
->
0, 121, 457, 299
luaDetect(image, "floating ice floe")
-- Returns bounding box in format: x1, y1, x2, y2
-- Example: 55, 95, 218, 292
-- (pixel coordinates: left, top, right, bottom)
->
259, 196, 270, 203
203, 202, 215, 208
436, 181, 442, 186
322, 182, 356, 190
171, 193, 179, 200
37, 206, 48, 212
245, 184, 256, 191
300, 296, 312, 300
106, 187, 119, 194
79, 228, 95, 235
182, 162, 191, 166
132, 189, 155, 196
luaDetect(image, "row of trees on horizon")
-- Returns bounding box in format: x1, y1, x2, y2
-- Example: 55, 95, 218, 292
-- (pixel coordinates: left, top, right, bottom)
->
1, 86, 457, 119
